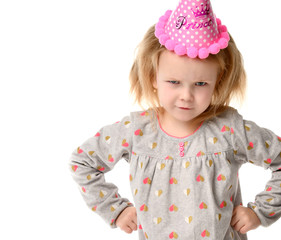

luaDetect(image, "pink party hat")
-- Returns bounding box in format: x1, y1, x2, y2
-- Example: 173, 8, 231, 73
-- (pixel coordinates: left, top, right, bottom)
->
155, 0, 230, 59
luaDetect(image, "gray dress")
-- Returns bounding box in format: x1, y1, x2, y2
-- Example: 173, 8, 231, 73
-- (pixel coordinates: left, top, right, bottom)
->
69, 107, 281, 240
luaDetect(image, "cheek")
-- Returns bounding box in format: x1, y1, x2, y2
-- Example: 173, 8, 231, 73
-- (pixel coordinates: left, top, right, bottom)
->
158, 87, 175, 104
197, 88, 214, 103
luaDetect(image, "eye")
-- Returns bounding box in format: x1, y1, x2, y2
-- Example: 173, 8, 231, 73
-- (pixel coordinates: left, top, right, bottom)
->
168, 81, 180, 85
195, 82, 207, 86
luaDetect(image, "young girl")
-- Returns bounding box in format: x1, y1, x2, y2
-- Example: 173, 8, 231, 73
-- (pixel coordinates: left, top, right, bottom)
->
69, 0, 281, 239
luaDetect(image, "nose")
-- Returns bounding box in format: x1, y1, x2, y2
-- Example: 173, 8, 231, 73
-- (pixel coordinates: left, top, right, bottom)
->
180, 86, 194, 102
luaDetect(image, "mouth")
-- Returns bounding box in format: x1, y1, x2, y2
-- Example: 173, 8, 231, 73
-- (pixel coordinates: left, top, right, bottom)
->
179, 107, 191, 110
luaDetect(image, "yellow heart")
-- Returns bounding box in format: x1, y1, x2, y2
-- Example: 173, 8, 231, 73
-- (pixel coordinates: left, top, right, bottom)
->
108, 154, 112, 160
217, 214, 222, 221
124, 121, 131, 126
158, 163, 165, 170
207, 160, 213, 167
153, 217, 162, 224
265, 141, 271, 148
209, 137, 218, 144
245, 125, 251, 131
134, 189, 138, 195
111, 205, 116, 211
152, 142, 157, 149
99, 190, 105, 198
183, 161, 190, 168
145, 232, 148, 239
87, 175, 91, 180
185, 216, 193, 223
184, 188, 190, 196
88, 151, 95, 156
155, 189, 163, 196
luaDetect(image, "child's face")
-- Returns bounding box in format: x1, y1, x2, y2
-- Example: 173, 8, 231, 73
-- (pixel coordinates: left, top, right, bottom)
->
154, 50, 219, 126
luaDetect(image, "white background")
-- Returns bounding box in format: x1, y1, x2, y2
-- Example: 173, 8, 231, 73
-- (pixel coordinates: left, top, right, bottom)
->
0, 0, 280, 239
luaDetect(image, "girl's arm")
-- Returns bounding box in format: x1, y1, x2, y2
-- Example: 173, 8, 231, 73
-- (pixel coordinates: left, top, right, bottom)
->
230, 110, 281, 228
69, 114, 134, 228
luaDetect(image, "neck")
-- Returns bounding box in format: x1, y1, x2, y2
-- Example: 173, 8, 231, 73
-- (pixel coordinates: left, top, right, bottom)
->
158, 111, 202, 138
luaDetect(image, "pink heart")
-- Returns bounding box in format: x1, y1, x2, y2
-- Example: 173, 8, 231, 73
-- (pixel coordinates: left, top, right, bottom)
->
73, 165, 78, 171
135, 129, 141, 135
143, 177, 149, 184
140, 204, 145, 211
169, 232, 174, 239
217, 175, 222, 181
249, 142, 254, 148
169, 205, 174, 211
201, 230, 206, 237
78, 148, 83, 154
196, 175, 201, 182
108, 157, 114, 162
95, 132, 100, 137
169, 178, 174, 184
199, 202, 204, 209
98, 167, 105, 171
220, 201, 226, 208
122, 142, 129, 147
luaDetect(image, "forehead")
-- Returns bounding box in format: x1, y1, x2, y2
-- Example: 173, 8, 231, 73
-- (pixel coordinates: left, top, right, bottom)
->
158, 50, 219, 79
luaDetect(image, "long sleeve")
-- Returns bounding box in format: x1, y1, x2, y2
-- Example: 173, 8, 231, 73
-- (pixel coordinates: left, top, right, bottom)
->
69, 114, 134, 228
230, 110, 281, 227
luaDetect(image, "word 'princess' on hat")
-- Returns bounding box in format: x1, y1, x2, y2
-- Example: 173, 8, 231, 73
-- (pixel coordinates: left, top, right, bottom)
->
155, 0, 230, 59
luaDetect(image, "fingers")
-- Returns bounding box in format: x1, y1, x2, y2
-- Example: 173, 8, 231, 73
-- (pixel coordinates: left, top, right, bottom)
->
128, 219, 138, 232
231, 214, 248, 234
116, 207, 138, 234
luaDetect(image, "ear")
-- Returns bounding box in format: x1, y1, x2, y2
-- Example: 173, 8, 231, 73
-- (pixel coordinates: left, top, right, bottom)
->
153, 72, 158, 89
153, 79, 158, 89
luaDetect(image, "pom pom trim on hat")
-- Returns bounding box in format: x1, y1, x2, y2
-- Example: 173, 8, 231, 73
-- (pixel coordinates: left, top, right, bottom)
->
155, 11, 230, 59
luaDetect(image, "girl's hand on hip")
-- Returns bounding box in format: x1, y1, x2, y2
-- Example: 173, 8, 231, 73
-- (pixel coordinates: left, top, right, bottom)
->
230, 205, 261, 234
116, 206, 138, 234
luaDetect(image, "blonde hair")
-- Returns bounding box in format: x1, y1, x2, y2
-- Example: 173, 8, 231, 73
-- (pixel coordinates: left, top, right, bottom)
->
129, 24, 246, 126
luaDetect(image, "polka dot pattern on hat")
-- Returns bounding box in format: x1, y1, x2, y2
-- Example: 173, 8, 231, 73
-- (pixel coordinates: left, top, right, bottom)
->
155, 0, 230, 59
